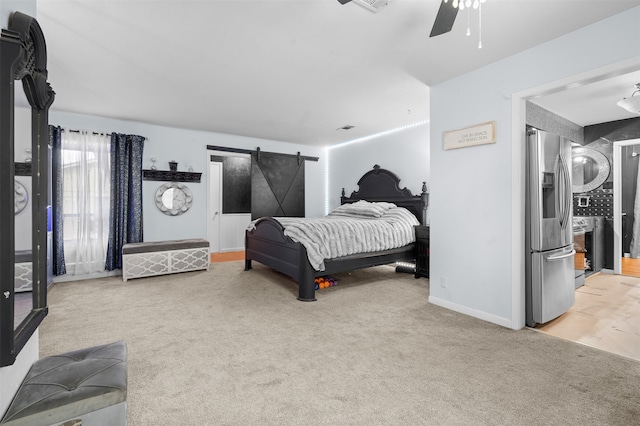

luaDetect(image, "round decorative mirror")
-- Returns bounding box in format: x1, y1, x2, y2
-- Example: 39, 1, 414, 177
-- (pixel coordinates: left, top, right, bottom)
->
572, 147, 610, 193
14, 180, 29, 214
155, 182, 193, 216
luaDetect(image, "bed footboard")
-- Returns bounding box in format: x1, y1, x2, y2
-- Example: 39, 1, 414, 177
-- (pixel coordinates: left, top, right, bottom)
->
245, 218, 416, 302
245, 218, 317, 301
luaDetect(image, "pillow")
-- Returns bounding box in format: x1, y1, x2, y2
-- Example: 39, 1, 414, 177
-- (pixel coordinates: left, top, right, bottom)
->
328, 200, 396, 218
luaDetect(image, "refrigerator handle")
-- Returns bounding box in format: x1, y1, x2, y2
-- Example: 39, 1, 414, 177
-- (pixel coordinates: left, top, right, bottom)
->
555, 155, 563, 228
563, 152, 572, 227
556, 155, 566, 229
547, 249, 576, 261
558, 152, 571, 230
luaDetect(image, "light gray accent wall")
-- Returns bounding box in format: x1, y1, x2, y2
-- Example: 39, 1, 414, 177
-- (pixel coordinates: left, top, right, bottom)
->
526, 101, 584, 144
49, 110, 326, 242
1, 0, 35, 28
327, 123, 430, 219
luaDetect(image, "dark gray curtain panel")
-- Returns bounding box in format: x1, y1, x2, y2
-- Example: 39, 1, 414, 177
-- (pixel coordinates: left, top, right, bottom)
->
49, 125, 66, 276
106, 133, 145, 271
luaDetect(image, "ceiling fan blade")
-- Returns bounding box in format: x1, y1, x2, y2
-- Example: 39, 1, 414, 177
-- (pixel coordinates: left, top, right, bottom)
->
430, 0, 459, 37
337, 0, 352, 4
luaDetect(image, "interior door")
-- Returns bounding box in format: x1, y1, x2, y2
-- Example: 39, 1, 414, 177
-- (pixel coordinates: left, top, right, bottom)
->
208, 161, 222, 253
250, 152, 305, 220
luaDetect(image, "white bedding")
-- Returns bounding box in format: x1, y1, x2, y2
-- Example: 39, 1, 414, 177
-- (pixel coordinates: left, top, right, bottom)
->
249, 202, 419, 271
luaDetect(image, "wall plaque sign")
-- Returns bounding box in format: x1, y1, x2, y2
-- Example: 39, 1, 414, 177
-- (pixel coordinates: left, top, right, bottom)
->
443, 121, 496, 150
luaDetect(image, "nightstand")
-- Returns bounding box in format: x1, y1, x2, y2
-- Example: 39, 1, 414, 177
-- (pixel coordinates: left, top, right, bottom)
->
414, 225, 429, 279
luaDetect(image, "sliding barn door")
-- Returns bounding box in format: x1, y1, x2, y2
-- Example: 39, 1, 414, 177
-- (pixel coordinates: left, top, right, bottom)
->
251, 153, 305, 220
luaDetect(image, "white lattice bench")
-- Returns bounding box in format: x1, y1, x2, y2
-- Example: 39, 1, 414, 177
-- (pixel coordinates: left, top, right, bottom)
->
122, 239, 209, 282
14, 250, 32, 293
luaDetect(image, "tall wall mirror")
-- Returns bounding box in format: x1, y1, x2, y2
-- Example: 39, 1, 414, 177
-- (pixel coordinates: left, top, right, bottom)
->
0, 12, 55, 366
572, 147, 610, 193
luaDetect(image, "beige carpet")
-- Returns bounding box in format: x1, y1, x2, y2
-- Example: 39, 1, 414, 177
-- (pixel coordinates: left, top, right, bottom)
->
39, 261, 640, 425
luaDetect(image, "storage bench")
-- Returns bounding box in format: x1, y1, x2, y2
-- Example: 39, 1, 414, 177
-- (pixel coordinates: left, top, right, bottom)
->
122, 239, 209, 281
0, 341, 127, 426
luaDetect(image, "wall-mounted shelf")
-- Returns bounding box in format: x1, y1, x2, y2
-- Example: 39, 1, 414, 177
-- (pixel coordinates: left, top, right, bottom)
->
142, 169, 202, 183
15, 162, 32, 176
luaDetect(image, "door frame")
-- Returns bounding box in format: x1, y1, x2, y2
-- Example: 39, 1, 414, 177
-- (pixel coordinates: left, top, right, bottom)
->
511, 57, 640, 329
207, 158, 222, 254
613, 138, 640, 274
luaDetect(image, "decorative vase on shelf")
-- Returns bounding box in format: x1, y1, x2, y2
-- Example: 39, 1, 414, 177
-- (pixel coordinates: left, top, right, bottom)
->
169, 161, 178, 172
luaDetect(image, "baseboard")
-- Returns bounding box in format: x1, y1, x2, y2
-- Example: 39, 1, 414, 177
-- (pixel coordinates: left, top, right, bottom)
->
54, 270, 122, 283
428, 296, 514, 329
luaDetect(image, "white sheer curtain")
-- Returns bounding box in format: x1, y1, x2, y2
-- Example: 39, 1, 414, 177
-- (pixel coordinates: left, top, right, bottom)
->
630, 158, 640, 258
61, 129, 111, 274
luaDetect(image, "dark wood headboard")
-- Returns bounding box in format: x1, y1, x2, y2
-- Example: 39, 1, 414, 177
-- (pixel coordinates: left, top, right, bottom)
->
340, 165, 428, 224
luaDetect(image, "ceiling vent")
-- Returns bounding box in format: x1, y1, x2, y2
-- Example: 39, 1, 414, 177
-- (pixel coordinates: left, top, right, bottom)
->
352, 0, 391, 13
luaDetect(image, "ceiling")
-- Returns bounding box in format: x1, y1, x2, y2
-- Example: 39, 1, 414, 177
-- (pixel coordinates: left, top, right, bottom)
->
531, 69, 640, 128
32, 0, 640, 146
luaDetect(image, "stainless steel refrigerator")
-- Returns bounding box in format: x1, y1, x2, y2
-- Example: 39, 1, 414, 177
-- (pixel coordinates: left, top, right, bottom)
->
526, 127, 575, 327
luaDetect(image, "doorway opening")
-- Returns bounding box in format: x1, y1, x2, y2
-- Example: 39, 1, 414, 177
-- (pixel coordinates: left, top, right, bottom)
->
513, 58, 640, 358
613, 138, 640, 277
206, 150, 252, 259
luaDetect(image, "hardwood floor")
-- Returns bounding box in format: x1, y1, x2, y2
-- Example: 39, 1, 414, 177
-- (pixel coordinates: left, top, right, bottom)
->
210, 251, 245, 263
537, 269, 640, 362
622, 256, 640, 277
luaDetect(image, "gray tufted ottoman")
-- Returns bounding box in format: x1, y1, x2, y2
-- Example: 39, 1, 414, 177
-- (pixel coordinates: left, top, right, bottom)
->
0, 341, 127, 426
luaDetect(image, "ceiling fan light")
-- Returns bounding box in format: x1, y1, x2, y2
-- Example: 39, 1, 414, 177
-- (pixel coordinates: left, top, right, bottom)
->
617, 83, 640, 114
617, 95, 640, 114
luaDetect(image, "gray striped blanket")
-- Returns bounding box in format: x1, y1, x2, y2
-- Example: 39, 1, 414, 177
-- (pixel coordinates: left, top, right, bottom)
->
250, 205, 419, 271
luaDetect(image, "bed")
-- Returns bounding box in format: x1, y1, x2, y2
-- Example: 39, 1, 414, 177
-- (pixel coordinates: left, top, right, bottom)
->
244, 165, 428, 301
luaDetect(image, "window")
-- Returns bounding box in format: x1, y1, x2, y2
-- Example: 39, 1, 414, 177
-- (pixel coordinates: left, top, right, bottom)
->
60, 131, 111, 275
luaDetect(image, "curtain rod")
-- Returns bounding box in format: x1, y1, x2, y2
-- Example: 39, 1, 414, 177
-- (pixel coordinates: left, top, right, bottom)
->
66, 129, 108, 135
64, 128, 146, 140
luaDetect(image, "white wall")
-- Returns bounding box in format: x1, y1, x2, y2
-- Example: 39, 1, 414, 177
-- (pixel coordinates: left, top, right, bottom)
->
0, 333, 38, 416
428, 6, 640, 329
327, 122, 430, 216
49, 111, 326, 243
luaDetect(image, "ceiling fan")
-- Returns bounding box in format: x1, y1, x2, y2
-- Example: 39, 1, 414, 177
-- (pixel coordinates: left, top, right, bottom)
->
336, 0, 390, 13
337, 1, 472, 38
430, 0, 459, 37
